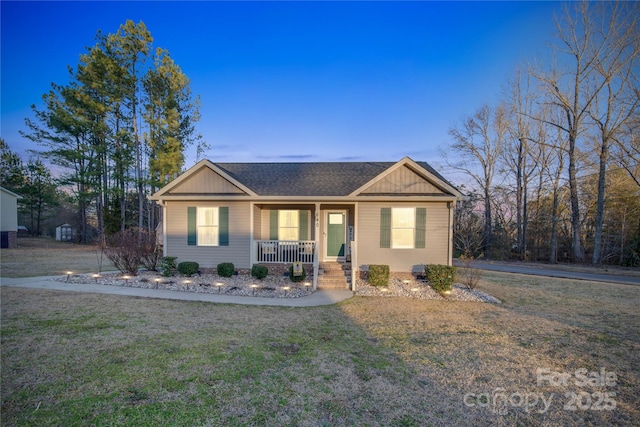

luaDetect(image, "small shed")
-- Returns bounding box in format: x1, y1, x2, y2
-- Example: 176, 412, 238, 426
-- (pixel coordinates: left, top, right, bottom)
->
55, 223, 74, 241
1, 187, 22, 248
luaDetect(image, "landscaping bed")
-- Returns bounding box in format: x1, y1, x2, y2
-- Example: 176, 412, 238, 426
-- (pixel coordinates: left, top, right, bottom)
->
355, 278, 500, 303
57, 271, 500, 302
59, 271, 315, 298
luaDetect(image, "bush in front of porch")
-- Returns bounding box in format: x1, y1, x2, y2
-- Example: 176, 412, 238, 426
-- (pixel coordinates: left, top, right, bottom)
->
368, 265, 390, 286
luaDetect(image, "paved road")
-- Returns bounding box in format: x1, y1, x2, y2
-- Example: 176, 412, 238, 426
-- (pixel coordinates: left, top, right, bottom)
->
453, 260, 640, 286
0, 276, 354, 307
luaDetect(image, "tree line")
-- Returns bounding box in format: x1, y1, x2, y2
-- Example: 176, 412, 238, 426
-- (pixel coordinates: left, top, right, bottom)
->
3, 20, 205, 243
448, 1, 640, 266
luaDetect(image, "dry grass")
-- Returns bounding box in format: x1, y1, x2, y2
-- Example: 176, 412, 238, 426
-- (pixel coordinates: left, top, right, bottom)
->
0, 238, 113, 277
341, 272, 640, 426
1, 242, 639, 425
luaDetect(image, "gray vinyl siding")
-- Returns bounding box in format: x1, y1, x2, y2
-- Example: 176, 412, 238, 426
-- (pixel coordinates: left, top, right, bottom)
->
165, 201, 252, 269
356, 201, 450, 272
1, 189, 19, 232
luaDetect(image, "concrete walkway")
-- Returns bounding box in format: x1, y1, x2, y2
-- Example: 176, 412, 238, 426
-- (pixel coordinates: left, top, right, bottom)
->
0, 276, 354, 307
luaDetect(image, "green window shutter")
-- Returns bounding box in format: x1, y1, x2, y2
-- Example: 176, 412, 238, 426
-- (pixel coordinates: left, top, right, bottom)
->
415, 208, 426, 249
299, 210, 309, 240
187, 207, 197, 246
380, 208, 391, 248
219, 207, 229, 246
269, 210, 279, 240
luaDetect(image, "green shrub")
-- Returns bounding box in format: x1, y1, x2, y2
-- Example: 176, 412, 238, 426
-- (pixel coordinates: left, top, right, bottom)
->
217, 262, 235, 278
161, 256, 178, 277
368, 264, 389, 286
178, 261, 199, 276
426, 264, 456, 293
289, 264, 306, 282
251, 264, 268, 280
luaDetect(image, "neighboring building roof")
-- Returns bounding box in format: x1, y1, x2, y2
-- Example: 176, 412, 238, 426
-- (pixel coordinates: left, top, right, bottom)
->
151, 156, 462, 200
0, 186, 23, 199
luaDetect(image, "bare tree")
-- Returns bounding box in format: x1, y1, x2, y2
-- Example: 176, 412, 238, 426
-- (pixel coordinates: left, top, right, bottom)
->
531, 1, 605, 262
453, 189, 484, 258
503, 68, 544, 260
445, 105, 506, 258
615, 105, 640, 188
586, 1, 640, 264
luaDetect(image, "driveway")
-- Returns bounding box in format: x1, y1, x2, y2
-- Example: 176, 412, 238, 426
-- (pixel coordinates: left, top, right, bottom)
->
453, 259, 640, 286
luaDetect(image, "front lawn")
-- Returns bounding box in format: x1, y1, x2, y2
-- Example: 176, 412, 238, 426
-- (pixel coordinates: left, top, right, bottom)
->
1, 270, 638, 426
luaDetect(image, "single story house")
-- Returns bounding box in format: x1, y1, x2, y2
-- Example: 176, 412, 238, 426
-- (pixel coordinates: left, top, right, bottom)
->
1, 187, 22, 249
149, 157, 462, 290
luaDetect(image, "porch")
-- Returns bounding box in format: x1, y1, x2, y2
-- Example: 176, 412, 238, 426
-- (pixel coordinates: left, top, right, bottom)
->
250, 202, 357, 290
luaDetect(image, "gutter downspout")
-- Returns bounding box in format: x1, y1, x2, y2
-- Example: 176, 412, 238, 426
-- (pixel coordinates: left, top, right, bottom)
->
448, 201, 453, 266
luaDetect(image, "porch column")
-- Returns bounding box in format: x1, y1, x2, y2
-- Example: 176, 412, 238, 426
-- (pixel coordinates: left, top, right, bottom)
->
313, 202, 320, 290
161, 201, 167, 257
249, 202, 255, 267
352, 202, 358, 292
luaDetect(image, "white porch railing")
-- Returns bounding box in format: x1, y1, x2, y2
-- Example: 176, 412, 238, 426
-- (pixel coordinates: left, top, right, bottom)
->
255, 240, 316, 264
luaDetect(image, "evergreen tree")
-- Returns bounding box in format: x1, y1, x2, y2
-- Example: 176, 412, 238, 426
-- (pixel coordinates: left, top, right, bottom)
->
0, 138, 25, 192
22, 20, 201, 242
21, 158, 59, 236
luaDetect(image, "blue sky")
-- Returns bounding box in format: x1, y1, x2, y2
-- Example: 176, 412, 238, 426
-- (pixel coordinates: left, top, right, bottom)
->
1, 1, 560, 172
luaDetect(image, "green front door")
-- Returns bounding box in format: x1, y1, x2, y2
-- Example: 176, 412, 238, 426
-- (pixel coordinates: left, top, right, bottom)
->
326, 212, 345, 257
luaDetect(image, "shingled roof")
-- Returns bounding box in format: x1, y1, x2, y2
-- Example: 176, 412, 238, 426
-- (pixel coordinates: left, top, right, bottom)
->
150, 157, 461, 200
212, 161, 450, 196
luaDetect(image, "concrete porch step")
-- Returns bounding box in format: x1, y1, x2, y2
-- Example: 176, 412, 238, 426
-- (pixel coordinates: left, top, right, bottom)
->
317, 262, 351, 290
317, 283, 349, 290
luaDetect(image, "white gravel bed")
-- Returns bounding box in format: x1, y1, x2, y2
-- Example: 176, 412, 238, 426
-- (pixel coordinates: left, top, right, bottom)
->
58, 272, 499, 302
60, 271, 315, 298
355, 278, 500, 303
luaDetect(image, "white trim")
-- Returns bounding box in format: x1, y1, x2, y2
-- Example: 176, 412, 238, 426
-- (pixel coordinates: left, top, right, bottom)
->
249, 202, 255, 267
149, 195, 458, 202
352, 202, 359, 291
162, 202, 167, 256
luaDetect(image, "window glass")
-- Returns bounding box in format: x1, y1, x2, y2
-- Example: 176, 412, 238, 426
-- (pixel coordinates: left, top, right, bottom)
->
279, 210, 299, 241
392, 208, 415, 248
198, 207, 219, 246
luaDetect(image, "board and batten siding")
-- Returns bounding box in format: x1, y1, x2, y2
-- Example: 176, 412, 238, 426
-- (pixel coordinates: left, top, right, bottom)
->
356, 201, 451, 272
165, 201, 252, 269
167, 166, 245, 195
361, 165, 444, 195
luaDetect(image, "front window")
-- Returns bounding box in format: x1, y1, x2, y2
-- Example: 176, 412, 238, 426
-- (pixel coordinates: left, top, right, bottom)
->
392, 208, 415, 248
198, 207, 219, 246
279, 210, 299, 241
